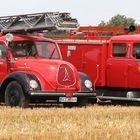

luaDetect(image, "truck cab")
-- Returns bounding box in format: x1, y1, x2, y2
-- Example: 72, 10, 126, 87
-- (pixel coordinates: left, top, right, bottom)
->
0, 33, 95, 107
107, 35, 140, 88
82, 34, 140, 102
100, 35, 140, 100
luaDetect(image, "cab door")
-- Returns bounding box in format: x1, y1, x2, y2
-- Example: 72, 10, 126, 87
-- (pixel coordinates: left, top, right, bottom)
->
127, 43, 140, 88
0, 42, 8, 83
106, 43, 129, 88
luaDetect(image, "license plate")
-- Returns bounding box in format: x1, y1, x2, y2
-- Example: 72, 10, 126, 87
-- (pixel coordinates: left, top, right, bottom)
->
59, 97, 77, 103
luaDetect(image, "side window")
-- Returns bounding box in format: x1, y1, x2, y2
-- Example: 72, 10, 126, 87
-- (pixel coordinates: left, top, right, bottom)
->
0, 43, 7, 58
10, 41, 37, 57
112, 43, 127, 57
47, 43, 59, 59
133, 43, 140, 58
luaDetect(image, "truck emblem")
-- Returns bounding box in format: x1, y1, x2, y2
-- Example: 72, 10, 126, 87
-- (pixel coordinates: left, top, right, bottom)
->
63, 68, 71, 82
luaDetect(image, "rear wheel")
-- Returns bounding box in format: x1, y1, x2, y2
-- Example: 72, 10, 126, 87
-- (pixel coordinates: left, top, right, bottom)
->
5, 81, 29, 108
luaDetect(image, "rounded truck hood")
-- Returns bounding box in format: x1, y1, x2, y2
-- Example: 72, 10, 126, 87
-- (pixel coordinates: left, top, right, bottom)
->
13, 58, 80, 91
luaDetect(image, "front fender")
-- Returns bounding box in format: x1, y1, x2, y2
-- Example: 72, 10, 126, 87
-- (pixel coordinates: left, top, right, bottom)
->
1, 72, 40, 95
78, 72, 93, 92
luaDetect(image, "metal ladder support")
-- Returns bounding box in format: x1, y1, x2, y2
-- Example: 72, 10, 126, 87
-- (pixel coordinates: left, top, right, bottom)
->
0, 12, 79, 33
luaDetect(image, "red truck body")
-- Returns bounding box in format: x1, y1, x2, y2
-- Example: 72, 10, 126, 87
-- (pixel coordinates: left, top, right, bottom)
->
56, 28, 140, 101
58, 40, 107, 87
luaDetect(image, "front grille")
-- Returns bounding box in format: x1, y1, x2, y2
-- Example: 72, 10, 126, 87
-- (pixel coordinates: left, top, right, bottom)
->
57, 64, 76, 86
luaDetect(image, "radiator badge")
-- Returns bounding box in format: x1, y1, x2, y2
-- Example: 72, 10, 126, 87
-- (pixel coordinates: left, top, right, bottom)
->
63, 68, 71, 82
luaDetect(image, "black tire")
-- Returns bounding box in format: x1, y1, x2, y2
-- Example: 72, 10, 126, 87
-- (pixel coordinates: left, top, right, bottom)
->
88, 97, 97, 104
77, 98, 88, 107
5, 81, 29, 108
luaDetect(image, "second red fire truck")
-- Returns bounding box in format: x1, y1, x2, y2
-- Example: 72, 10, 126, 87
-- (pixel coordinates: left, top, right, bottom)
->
56, 26, 140, 102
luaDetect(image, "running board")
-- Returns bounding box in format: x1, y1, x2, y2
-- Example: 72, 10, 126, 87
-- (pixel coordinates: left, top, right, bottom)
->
97, 96, 140, 102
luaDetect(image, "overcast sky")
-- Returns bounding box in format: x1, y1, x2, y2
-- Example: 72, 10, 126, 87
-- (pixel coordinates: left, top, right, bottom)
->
1, 0, 140, 26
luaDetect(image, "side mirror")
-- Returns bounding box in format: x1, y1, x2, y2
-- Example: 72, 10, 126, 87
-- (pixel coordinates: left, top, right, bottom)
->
0, 50, 2, 57
136, 50, 140, 59
0, 50, 7, 58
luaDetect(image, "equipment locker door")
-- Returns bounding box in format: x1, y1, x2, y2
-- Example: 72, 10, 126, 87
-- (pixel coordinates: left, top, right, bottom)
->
107, 43, 129, 88
61, 44, 84, 72
82, 44, 103, 85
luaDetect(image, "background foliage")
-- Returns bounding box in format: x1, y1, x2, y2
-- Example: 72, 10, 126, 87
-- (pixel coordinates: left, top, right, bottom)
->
98, 14, 136, 27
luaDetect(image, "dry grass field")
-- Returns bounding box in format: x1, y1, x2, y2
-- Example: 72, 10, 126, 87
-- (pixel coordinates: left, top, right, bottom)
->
0, 103, 139, 140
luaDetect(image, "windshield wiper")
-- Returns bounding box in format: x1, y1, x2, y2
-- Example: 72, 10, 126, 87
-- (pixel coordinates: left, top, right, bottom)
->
26, 49, 38, 58
49, 48, 56, 59
26, 49, 31, 58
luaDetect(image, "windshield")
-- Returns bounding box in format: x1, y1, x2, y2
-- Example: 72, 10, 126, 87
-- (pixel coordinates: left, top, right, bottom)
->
9, 41, 60, 59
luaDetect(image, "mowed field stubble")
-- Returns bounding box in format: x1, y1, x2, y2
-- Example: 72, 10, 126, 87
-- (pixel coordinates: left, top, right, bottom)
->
0, 103, 140, 140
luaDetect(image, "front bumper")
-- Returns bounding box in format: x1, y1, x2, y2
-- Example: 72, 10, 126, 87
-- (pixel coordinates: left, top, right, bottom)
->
29, 91, 96, 97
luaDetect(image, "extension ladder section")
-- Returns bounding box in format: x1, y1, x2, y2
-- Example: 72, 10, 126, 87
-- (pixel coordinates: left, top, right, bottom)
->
0, 12, 79, 33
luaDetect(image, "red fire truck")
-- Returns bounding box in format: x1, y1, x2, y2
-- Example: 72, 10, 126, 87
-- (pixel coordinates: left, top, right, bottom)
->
56, 26, 140, 102
0, 12, 95, 107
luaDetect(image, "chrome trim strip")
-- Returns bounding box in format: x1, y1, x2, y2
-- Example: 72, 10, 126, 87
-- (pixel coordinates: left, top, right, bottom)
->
30, 91, 96, 97
98, 96, 140, 101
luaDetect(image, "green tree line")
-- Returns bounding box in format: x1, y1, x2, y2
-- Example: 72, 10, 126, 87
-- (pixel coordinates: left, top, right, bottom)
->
98, 14, 137, 27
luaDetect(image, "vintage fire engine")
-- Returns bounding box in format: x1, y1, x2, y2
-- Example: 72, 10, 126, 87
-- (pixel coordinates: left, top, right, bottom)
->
56, 25, 140, 102
0, 12, 95, 107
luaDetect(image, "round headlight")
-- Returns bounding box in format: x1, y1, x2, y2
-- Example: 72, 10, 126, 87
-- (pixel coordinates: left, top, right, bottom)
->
84, 80, 92, 89
30, 80, 38, 89
5, 33, 14, 42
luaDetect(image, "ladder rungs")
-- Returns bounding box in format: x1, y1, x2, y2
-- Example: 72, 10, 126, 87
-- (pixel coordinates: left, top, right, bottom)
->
0, 12, 79, 33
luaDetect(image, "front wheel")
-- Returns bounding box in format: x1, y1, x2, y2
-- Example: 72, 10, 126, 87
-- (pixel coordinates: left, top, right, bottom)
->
5, 81, 29, 108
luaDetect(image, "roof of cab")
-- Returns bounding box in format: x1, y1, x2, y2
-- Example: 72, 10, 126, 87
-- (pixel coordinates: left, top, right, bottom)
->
0, 34, 55, 43
110, 34, 140, 42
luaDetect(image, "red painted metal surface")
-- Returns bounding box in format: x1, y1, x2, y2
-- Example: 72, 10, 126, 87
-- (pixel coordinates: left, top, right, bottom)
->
56, 29, 140, 90
0, 34, 81, 92
0, 12, 96, 107
57, 40, 107, 87
55, 26, 140, 41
